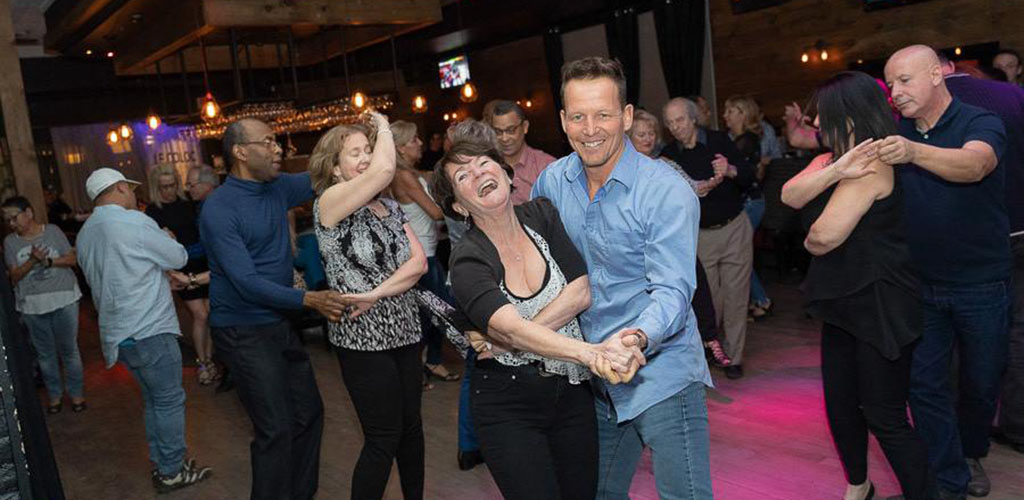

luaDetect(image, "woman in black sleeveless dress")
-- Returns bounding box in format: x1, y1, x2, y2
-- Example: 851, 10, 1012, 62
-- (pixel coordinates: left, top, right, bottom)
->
781, 72, 934, 500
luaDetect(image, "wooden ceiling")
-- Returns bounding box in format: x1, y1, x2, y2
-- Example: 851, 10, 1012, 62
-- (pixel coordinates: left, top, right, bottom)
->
43, 0, 444, 75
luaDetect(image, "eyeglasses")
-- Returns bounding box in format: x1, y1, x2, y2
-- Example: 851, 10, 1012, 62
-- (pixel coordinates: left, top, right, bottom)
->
3, 210, 24, 223
238, 137, 281, 150
492, 122, 523, 138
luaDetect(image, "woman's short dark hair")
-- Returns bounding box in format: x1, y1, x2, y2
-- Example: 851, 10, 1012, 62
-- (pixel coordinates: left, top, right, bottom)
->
432, 139, 515, 222
814, 71, 897, 157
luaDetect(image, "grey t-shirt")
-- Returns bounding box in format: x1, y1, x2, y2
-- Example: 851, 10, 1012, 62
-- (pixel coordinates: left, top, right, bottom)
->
3, 224, 81, 314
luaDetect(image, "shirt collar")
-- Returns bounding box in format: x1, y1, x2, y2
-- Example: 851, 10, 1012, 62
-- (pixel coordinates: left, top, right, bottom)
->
917, 97, 960, 136
562, 136, 640, 190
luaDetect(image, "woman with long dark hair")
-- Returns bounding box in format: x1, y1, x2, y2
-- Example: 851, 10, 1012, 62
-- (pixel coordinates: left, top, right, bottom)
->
782, 71, 933, 500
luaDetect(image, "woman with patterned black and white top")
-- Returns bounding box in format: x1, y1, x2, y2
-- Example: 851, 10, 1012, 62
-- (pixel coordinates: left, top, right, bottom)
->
431, 139, 645, 500
308, 111, 429, 500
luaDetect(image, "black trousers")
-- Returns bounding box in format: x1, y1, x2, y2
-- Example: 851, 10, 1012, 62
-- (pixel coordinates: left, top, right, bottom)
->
471, 360, 598, 500
821, 323, 933, 500
694, 257, 720, 342
212, 321, 324, 500
337, 342, 424, 500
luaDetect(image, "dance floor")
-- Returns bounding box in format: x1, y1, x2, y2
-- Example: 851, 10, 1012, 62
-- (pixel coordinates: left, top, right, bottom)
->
49, 281, 1024, 499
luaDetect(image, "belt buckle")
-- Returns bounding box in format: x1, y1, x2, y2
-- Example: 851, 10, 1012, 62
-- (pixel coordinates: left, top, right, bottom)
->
536, 363, 556, 377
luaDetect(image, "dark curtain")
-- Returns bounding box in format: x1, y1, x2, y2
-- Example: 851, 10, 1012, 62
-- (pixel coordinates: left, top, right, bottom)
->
654, 0, 706, 97
605, 6, 641, 105
543, 26, 565, 113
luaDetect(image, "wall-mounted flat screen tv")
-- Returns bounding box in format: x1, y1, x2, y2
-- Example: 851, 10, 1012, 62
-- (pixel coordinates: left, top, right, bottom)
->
439, 55, 470, 89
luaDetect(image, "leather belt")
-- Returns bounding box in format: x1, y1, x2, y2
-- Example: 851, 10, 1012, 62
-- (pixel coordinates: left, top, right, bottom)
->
702, 213, 739, 230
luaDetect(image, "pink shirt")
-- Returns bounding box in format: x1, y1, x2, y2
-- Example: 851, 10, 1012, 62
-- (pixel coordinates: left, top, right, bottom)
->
510, 144, 555, 205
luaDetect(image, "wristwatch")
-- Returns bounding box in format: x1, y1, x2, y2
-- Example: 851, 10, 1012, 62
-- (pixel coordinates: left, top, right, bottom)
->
188, 273, 198, 289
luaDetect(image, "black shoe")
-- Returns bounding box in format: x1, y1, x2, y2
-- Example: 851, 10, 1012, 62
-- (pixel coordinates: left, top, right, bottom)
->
938, 488, 967, 500
990, 426, 1024, 454
457, 450, 483, 471
966, 458, 990, 497
724, 365, 744, 380
215, 372, 234, 393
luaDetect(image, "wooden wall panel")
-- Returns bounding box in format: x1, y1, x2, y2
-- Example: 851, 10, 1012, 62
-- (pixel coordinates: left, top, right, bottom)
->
709, 0, 1024, 122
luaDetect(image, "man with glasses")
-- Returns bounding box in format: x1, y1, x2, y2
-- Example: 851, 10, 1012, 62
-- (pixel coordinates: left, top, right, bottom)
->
199, 118, 346, 500
185, 164, 219, 202
485, 99, 555, 205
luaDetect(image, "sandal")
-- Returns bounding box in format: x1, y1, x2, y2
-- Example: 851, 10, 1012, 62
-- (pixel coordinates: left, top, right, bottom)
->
424, 363, 461, 382
197, 362, 214, 386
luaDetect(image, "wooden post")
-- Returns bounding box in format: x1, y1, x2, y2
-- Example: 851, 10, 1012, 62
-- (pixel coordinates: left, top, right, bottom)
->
0, 0, 45, 222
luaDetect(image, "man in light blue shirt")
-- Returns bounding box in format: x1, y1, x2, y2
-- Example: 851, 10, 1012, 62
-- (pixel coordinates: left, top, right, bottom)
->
76, 167, 211, 493
532, 57, 714, 499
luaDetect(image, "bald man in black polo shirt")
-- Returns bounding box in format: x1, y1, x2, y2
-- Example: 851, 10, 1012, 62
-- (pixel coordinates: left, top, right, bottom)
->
882, 44, 1009, 500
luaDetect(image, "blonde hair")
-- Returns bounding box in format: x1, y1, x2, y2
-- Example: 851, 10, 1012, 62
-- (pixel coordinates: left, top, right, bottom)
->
390, 120, 418, 168
147, 164, 184, 208
308, 123, 371, 195
723, 95, 763, 136
628, 109, 662, 145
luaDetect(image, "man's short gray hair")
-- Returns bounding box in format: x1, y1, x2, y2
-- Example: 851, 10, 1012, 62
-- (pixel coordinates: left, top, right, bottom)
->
189, 164, 219, 187
665, 97, 700, 123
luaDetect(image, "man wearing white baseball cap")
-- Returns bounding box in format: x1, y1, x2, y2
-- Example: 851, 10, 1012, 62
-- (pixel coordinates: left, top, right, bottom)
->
76, 167, 212, 493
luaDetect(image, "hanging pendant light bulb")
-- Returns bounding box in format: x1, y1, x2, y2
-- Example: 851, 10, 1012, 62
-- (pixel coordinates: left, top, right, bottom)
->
352, 91, 367, 110
146, 112, 161, 130
801, 52, 809, 63
118, 123, 133, 141
460, 82, 478, 103
412, 95, 428, 113
202, 92, 220, 121
107, 128, 120, 145
820, 49, 829, 61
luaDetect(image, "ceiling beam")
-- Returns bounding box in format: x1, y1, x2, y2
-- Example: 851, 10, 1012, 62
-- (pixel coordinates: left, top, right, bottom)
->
202, 0, 442, 27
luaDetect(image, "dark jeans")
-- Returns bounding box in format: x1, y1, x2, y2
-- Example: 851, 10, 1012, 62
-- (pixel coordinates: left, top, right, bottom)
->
212, 321, 324, 500
337, 342, 424, 500
821, 324, 932, 500
910, 280, 1009, 494
418, 256, 454, 365
1000, 235, 1024, 444
471, 360, 597, 500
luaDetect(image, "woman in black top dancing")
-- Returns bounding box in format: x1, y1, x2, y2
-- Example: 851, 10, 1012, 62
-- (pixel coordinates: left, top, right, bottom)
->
782, 72, 934, 500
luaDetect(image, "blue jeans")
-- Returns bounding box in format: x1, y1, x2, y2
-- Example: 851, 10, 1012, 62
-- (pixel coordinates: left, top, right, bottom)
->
22, 301, 84, 401
419, 256, 455, 365
458, 352, 478, 452
744, 197, 769, 307
117, 333, 187, 476
595, 382, 713, 500
910, 280, 1010, 494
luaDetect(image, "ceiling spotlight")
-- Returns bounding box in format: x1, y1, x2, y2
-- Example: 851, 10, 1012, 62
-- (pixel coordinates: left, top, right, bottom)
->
801, 52, 809, 63
524, 100, 533, 108
820, 49, 829, 61
954, 47, 962, 56
85, 49, 93, 56
106, 51, 114, 58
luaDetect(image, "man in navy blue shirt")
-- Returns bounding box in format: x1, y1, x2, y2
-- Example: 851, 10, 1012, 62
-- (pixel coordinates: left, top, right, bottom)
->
939, 55, 1024, 464
881, 45, 1010, 500
199, 118, 345, 500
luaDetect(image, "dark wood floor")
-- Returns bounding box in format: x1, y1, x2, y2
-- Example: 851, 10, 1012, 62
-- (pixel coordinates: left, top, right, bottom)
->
46, 281, 1024, 500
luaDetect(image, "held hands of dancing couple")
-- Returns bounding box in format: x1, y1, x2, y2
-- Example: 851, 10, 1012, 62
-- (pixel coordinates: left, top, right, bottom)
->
466, 327, 647, 384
